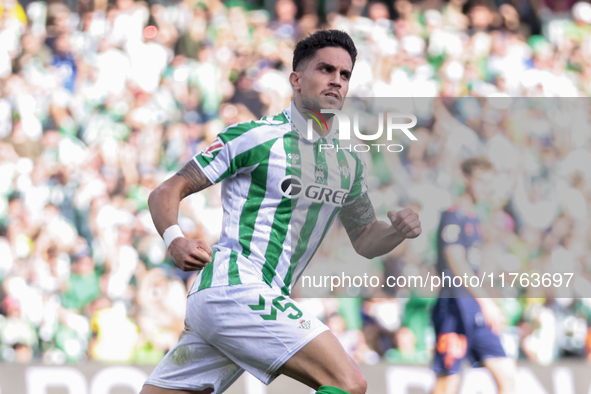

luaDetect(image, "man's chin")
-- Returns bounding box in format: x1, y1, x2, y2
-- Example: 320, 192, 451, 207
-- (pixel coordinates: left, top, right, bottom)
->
299, 96, 344, 112
317, 96, 344, 110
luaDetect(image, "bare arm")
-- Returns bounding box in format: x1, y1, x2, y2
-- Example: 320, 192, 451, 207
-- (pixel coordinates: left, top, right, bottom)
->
148, 160, 214, 270
339, 194, 421, 259
148, 159, 211, 234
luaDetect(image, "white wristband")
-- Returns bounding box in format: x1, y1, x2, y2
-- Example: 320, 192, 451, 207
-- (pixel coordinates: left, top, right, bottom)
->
163, 225, 185, 249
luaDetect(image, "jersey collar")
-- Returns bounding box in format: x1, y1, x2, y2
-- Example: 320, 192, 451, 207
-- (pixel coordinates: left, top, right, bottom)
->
283, 104, 338, 144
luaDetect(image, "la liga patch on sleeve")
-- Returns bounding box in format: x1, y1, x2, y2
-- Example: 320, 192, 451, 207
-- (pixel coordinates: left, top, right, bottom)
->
202, 136, 224, 158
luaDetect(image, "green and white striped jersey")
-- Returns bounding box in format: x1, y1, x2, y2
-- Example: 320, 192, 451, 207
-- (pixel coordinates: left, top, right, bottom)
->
189, 104, 368, 296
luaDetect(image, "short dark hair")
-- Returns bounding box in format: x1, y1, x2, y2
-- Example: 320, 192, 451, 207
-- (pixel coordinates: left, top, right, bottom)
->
292, 30, 358, 72
461, 157, 493, 177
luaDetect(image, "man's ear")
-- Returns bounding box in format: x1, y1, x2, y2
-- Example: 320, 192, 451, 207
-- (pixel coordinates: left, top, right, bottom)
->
289, 71, 301, 93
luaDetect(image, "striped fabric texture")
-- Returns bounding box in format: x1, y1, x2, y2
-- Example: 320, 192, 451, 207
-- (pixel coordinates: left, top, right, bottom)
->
190, 104, 368, 296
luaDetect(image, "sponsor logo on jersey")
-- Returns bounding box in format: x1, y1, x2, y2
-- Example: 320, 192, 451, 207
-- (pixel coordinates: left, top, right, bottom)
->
278, 176, 349, 206
304, 184, 349, 206
202, 136, 224, 158
279, 175, 303, 199
298, 319, 311, 329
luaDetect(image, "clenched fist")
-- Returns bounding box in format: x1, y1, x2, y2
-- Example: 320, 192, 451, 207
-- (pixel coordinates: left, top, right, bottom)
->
387, 208, 422, 239
169, 238, 213, 271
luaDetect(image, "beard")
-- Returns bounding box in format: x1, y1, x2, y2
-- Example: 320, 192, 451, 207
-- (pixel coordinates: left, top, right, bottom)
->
299, 96, 342, 121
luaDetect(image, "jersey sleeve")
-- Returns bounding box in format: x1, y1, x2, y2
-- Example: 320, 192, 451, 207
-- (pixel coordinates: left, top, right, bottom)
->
438, 211, 465, 249
343, 152, 369, 205
192, 121, 268, 184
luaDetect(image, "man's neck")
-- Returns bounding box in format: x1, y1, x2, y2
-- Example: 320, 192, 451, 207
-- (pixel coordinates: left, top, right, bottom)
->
318, 117, 333, 137
294, 101, 334, 137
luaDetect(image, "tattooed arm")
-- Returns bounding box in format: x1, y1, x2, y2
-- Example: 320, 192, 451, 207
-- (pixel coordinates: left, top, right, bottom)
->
339, 194, 421, 259
148, 159, 212, 235
148, 160, 213, 270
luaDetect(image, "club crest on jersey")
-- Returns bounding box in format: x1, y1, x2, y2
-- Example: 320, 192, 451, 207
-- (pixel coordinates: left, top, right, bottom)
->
315, 164, 325, 184
340, 161, 350, 179
298, 319, 311, 329
202, 137, 224, 158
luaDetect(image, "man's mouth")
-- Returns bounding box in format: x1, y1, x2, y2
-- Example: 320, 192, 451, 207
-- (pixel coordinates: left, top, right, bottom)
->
323, 92, 340, 99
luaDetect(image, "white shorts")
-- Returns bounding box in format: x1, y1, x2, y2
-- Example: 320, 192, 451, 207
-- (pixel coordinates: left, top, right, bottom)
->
144, 283, 329, 393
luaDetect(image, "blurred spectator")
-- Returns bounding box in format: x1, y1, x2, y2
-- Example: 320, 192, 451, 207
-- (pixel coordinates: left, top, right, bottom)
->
230, 71, 265, 119
385, 326, 429, 364
0, 0, 27, 25
0, 295, 36, 363
51, 32, 76, 92
135, 268, 186, 355
61, 242, 100, 312
270, 0, 300, 40
327, 312, 380, 365
89, 297, 139, 363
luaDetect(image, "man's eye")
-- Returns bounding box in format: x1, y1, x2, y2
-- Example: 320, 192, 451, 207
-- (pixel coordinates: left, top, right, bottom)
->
341, 73, 349, 80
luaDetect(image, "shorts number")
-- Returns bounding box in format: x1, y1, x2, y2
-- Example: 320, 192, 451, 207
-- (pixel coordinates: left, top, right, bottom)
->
273, 296, 303, 320
248, 295, 303, 321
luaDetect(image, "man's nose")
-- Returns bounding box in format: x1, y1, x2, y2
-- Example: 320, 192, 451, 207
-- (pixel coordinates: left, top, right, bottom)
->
329, 73, 343, 88
329, 80, 342, 90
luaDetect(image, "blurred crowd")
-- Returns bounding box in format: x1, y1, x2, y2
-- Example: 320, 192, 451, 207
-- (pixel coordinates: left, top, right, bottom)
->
302, 95, 591, 367
1, 0, 591, 367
